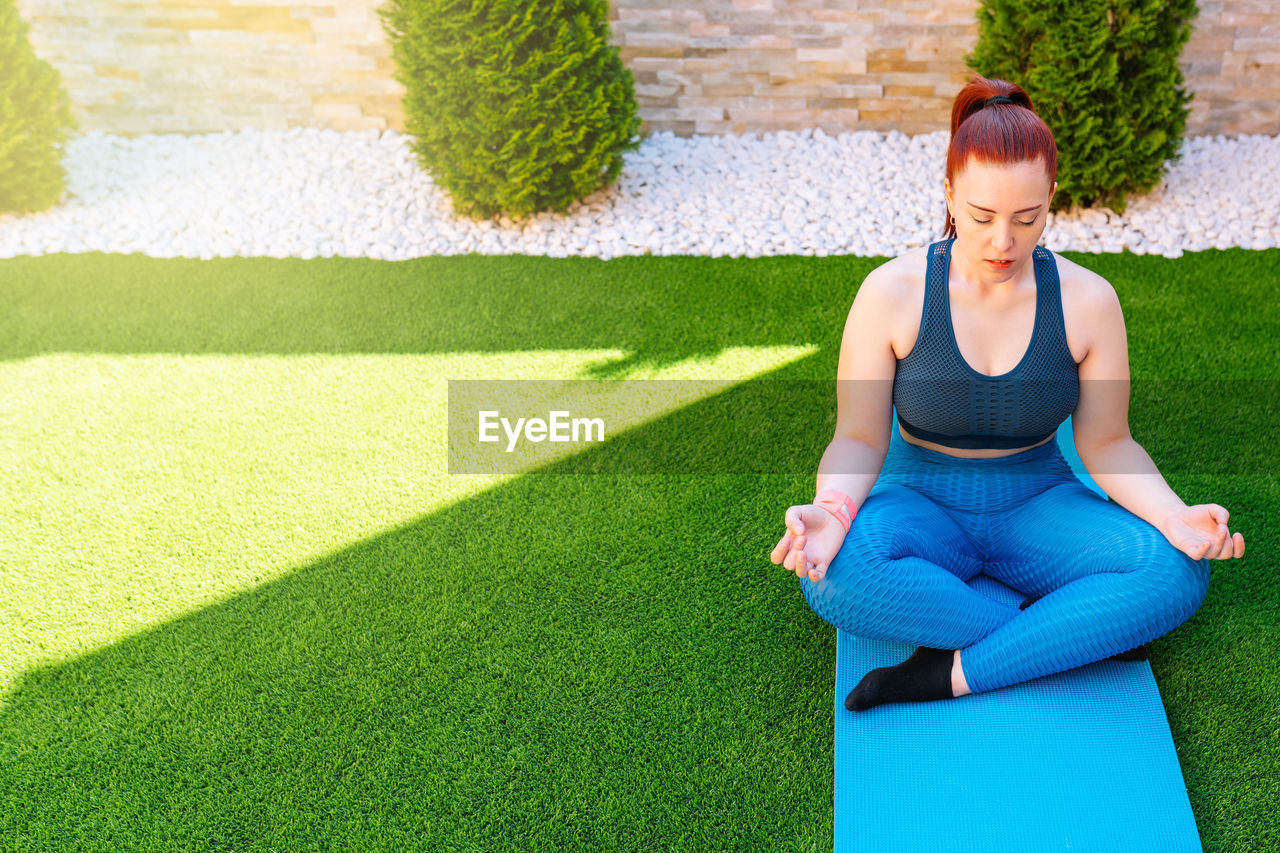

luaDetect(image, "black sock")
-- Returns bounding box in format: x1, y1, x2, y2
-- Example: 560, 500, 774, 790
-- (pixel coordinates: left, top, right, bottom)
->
845, 646, 955, 712
1018, 594, 1150, 661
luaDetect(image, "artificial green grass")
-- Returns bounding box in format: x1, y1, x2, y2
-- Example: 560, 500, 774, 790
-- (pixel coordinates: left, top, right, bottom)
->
0, 247, 1276, 851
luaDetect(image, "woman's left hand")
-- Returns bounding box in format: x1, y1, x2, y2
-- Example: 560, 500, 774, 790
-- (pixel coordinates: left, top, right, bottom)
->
1160, 504, 1245, 561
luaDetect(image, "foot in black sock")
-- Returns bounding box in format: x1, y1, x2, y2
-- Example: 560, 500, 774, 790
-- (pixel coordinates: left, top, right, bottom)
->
845, 646, 955, 712
1018, 594, 1150, 661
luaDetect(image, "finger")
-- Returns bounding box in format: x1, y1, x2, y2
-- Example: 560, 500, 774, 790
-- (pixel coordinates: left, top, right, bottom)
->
1222, 528, 1240, 559
783, 506, 804, 538
770, 532, 793, 564
787, 538, 807, 574
783, 546, 797, 573
796, 548, 807, 578
1211, 505, 1229, 525
792, 511, 806, 537
1235, 532, 1246, 558
1212, 535, 1233, 560
810, 562, 829, 582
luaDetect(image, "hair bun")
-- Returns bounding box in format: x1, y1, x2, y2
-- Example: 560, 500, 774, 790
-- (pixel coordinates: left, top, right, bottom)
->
984, 94, 1016, 108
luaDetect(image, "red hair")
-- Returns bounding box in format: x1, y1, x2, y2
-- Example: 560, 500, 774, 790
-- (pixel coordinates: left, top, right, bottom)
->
942, 75, 1058, 240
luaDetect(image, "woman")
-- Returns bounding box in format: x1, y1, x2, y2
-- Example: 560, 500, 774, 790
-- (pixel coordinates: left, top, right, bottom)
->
769, 76, 1245, 712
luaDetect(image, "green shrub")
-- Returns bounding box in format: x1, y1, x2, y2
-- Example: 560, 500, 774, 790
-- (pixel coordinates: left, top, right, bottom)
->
377, 0, 642, 221
966, 0, 1197, 213
0, 0, 77, 214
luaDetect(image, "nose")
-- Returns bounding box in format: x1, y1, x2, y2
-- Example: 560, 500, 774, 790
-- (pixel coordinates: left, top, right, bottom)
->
992, 222, 1014, 254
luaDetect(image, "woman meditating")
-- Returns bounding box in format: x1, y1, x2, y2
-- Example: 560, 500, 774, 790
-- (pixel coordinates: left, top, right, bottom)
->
769, 75, 1245, 713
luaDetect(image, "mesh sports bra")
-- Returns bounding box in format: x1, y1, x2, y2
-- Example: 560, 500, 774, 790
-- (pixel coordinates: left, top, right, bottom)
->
891, 237, 1080, 450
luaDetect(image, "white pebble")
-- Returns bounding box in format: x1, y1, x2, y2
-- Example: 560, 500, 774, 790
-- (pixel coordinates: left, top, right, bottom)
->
0, 127, 1276, 258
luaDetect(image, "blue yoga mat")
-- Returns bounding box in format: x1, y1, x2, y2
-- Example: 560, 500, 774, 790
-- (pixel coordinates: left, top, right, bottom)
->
832, 415, 1203, 852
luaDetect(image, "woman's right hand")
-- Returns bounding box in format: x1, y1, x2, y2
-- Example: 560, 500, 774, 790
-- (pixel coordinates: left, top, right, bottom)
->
769, 504, 847, 583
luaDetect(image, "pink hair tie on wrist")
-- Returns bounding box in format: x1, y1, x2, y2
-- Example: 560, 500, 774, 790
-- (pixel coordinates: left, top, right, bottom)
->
814, 488, 857, 535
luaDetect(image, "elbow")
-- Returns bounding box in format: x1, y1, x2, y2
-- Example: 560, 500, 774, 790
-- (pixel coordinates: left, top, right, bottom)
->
830, 431, 888, 459
1075, 433, 1135, 470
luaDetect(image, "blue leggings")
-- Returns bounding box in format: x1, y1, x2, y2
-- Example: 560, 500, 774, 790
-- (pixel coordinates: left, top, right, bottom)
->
799, 430, 1210, 695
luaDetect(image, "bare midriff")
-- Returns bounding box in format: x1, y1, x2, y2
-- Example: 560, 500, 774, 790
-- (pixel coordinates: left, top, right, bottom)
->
897, 423, 1055, 458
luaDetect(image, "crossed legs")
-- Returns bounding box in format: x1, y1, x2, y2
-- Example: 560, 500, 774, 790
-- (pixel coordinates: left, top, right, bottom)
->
800, 479, 1210, 706
953, 480, 1209, 694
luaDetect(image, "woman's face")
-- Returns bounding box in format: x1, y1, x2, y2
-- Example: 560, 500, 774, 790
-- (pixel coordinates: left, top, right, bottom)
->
945, 158, 1056, 281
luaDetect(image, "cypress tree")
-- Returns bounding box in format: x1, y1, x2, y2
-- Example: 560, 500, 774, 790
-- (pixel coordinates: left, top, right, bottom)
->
378, 0, 642, 220
966, 0, 1198, 213
0, 0, 78, 214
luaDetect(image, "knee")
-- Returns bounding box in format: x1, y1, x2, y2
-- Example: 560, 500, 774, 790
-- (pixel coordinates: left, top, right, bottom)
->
1143, 542, 1210, 624
799, 548, 856, 629
1175, 552, 1211, 619
799, 541, 884, 636
798, 573, 827, 621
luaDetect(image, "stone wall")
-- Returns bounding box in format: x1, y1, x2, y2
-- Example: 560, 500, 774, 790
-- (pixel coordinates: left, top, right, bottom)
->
14, 0, 1280, 138
15, 0, 401, 135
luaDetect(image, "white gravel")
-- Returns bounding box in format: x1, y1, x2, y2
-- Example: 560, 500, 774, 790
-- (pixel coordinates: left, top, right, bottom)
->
0, 125, 1277, 260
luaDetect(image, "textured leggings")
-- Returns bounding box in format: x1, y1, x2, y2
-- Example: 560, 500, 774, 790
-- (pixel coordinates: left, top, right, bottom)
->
799, 429, 1211, 695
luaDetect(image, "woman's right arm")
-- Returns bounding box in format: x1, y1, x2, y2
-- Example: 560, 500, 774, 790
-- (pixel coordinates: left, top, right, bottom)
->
772, 263, 899, 581
814, 262, 898, 508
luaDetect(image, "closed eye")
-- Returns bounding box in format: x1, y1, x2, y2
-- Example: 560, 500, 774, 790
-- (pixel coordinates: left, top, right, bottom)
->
973, 217, 1037, 225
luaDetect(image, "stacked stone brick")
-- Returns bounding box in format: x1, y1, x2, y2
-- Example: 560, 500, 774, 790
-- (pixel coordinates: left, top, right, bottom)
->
13, 0, 1280, 137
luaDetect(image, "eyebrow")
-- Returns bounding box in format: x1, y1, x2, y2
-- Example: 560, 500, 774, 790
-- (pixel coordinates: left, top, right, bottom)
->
967, 202, 1043, 214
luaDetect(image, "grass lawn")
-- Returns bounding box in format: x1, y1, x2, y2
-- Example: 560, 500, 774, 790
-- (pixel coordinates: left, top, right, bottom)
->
0, 248, 1276, 851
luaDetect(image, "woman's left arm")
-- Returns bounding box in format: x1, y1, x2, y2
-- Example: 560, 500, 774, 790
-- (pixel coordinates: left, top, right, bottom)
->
1069, 275, 1245, 562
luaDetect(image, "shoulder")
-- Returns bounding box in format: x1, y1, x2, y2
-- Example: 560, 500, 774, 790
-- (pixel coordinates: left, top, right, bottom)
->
856, 244, 928, 305
1046, 248, 1126, 364
1051, 249, 1123, 321
851, 245, 930, 358
1050, 249, 1118, 305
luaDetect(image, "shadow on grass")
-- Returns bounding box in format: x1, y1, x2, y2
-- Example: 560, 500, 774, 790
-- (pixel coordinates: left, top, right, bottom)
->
3, 247, 1276, 381
0, 252, 875, 375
